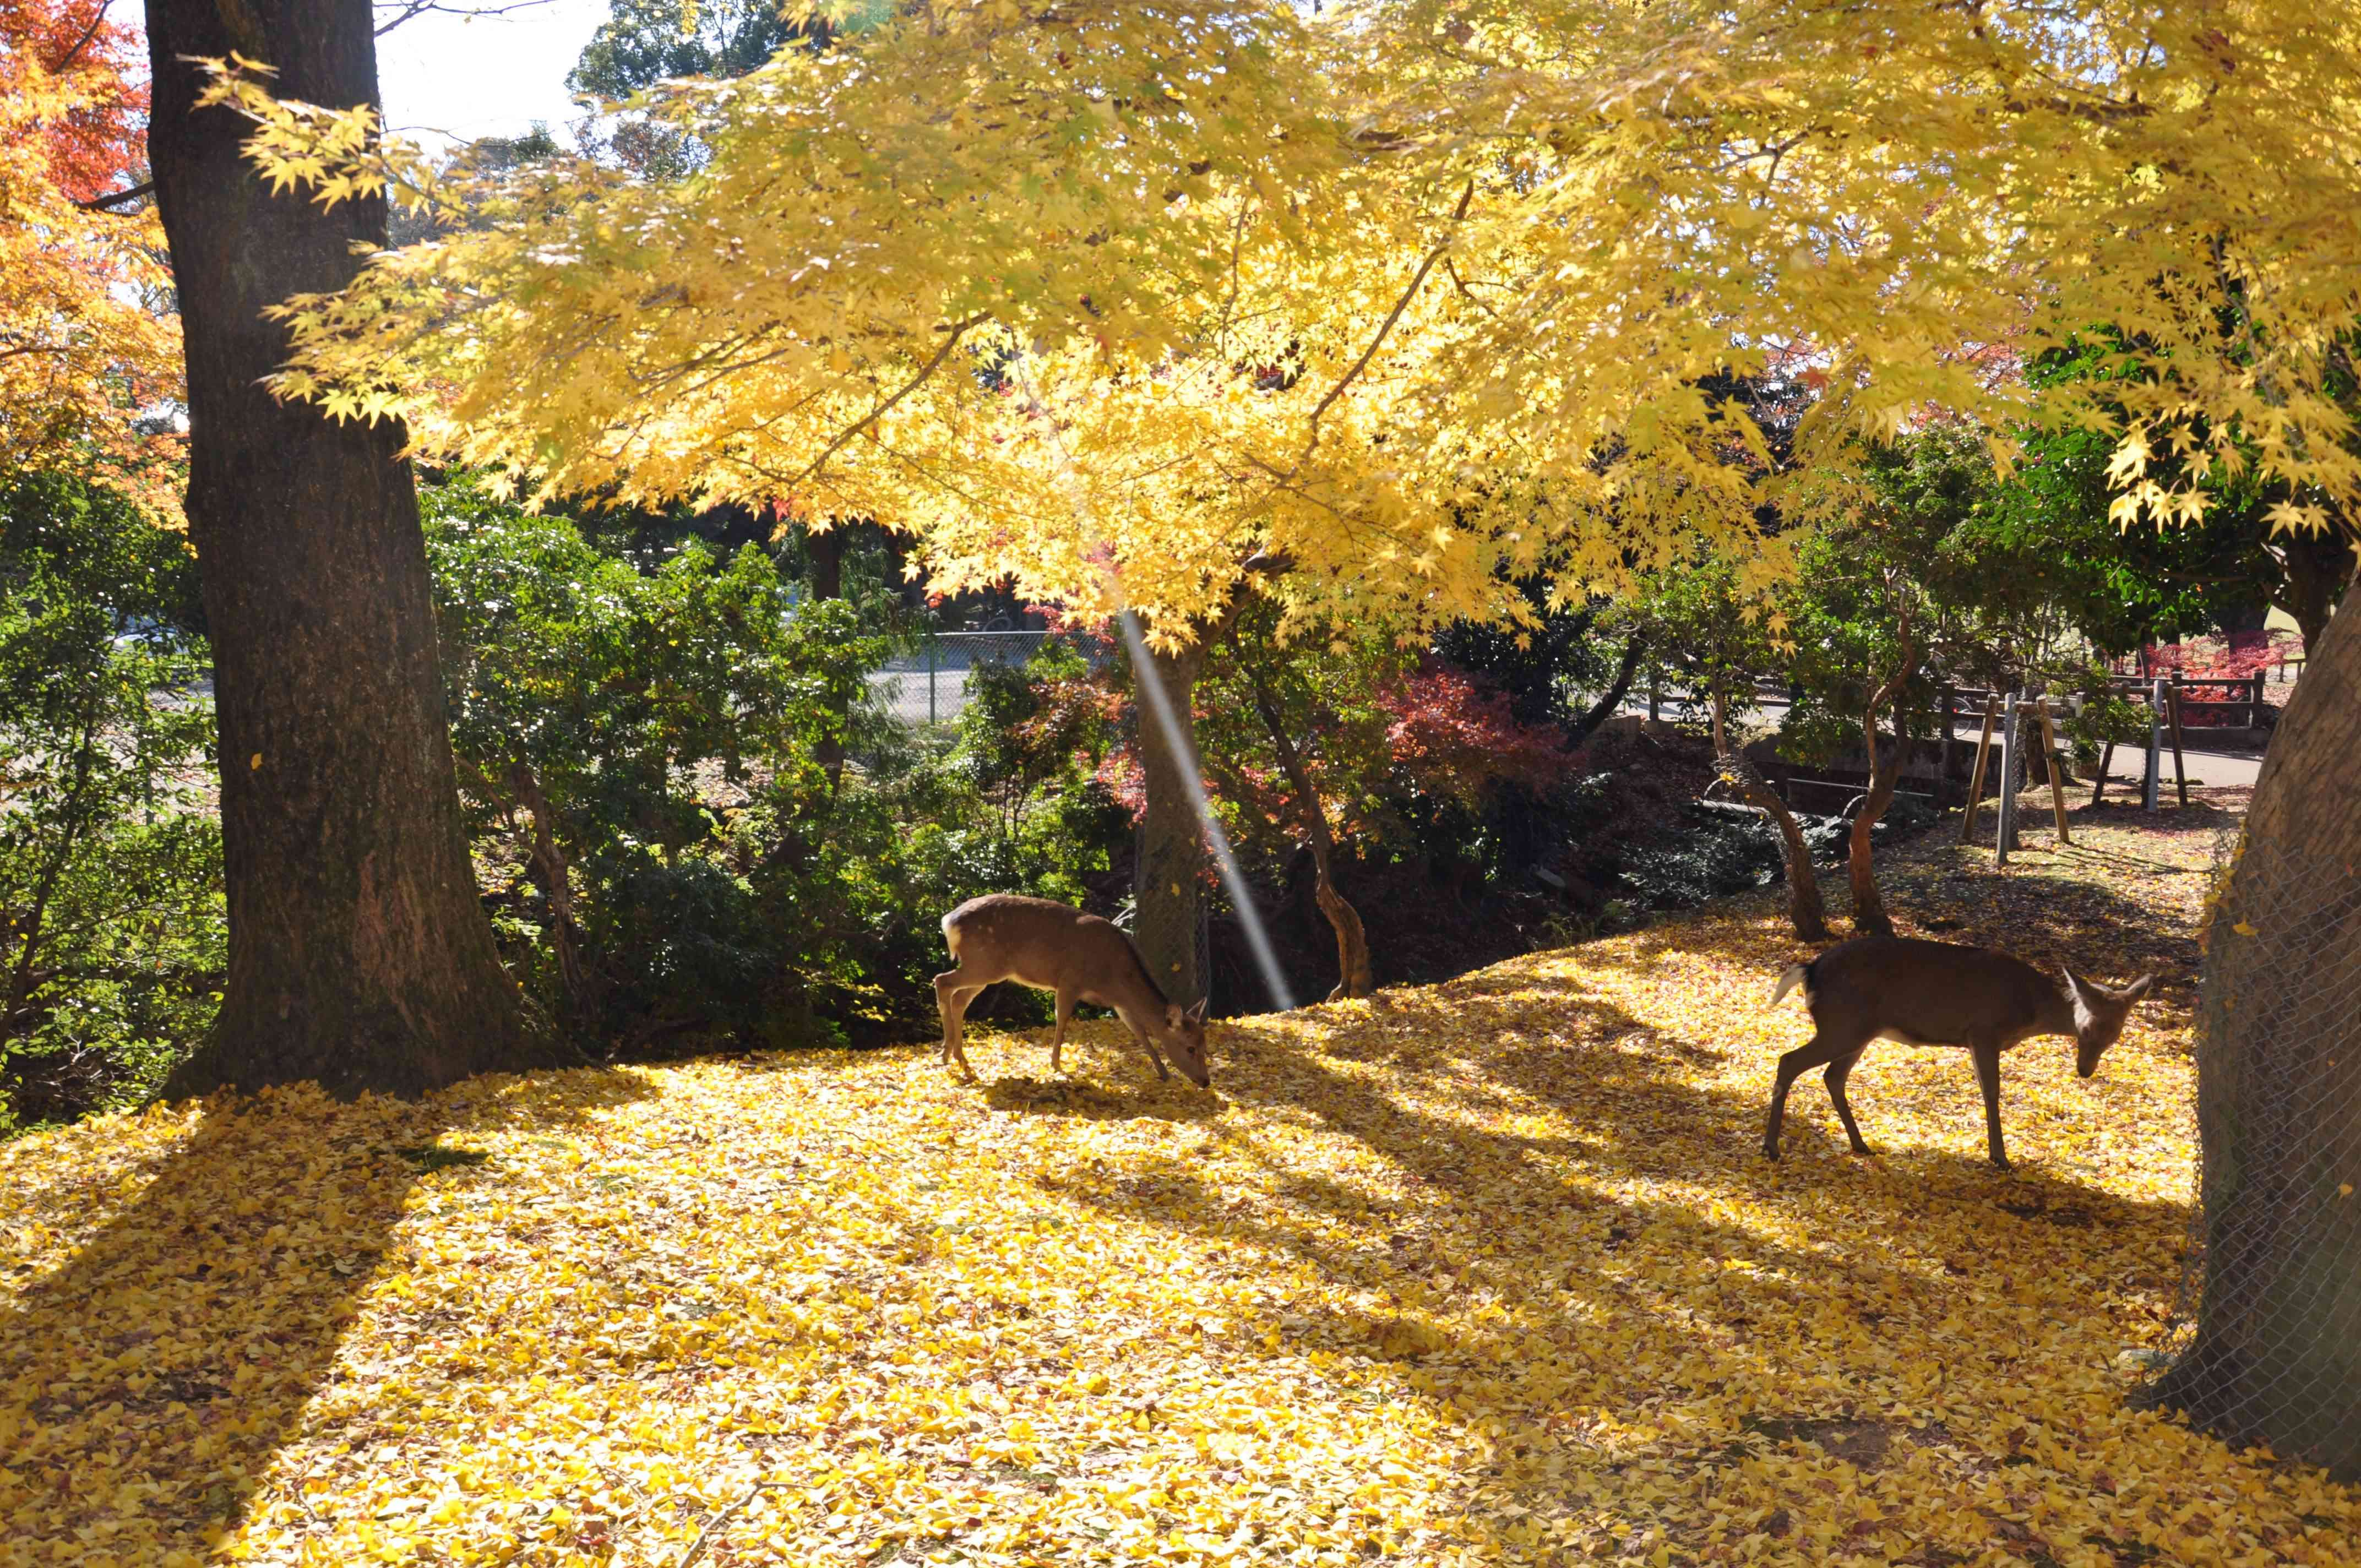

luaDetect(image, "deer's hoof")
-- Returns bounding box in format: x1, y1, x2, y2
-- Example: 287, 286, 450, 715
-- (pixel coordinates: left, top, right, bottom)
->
1760, 1144, 1782, 1162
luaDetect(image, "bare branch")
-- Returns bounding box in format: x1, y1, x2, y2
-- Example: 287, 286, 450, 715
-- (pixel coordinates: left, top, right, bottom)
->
50, 2, 110, 73
374, 1, 558, 38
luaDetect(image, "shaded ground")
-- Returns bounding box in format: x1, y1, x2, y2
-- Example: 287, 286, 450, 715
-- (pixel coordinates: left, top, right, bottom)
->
8, 785, 2355, 1566
1209, 726, 1921, 1012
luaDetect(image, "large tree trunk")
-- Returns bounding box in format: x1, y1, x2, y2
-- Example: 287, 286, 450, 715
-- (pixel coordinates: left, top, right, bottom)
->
148, 1, 567, 1098
1122, 558, 1287, 1010
1248, 673, 1373, 1001
1846, 611, 1917, 939
807, 522, 847, 602
2272, 524, 2356, 657
2141, 601, 2361, 1477
1132, 643, 1208, 1007
1712, 689, 1830, 942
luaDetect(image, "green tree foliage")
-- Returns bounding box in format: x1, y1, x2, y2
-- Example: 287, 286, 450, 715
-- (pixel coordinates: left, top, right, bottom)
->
421, 480, 1124, 1049
422, 477, 883, 1046
0, 477, 222, 1130
568, 1, 812, 100
566, 0, 874, 177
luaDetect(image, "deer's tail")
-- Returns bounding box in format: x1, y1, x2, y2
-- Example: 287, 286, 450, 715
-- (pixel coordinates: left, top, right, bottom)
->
1767, 962, 1810, 1009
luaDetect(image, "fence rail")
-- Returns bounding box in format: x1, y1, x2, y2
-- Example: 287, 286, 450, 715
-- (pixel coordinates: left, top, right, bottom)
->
867, 630, 1059, 726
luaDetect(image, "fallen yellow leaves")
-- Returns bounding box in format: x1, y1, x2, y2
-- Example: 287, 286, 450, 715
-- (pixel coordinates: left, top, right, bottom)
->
4, 812, 2354, 1565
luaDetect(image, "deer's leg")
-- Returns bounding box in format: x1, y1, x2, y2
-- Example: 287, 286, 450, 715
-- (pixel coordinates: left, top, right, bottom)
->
933, 971, 982, 1082
1823, 1049, 1873, 1156
1051, 987, 1076, 1075
1972, 1043, 2009, 1170
1126, 1021, 1172, 1081
1764, 1030, 1859, 1161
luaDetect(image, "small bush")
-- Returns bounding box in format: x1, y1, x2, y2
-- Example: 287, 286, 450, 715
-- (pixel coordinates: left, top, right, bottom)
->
1, 475, 221, 1133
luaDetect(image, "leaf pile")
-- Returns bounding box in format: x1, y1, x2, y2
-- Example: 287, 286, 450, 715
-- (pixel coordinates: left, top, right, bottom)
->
6, 808, 2355, 1566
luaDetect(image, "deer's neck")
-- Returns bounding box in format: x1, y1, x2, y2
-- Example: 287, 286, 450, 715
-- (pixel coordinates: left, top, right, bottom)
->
2034, 978, 2084, 1042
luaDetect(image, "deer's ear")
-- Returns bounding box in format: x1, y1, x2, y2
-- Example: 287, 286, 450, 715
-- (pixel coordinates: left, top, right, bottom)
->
1165, 1004, 1185, 1030
1184, 998, 1208, 1025
2123, 974, 2155, 1001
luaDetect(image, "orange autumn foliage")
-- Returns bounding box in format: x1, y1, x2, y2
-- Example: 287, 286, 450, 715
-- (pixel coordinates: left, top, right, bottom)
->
0, 0, 182, 514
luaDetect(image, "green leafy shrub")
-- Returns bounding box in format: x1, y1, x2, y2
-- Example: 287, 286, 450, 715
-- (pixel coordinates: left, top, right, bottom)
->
1, 476, 222, 1132
423, 478, 889, 1049
422, 480, 1127, 1050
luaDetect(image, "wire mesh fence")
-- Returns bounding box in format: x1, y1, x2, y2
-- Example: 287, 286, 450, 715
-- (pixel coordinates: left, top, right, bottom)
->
866, 630, 1056, 727
2138, 821, 2361, 1473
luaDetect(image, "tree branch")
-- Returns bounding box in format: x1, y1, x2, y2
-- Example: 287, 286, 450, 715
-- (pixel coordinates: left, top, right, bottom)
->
374, 0, 558, 36
74, 179, 154, 213
789, 314, 989, 488
1282, 179, 1473, 483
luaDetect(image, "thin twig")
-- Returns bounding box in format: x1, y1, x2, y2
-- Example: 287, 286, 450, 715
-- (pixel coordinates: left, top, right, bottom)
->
1284, 179, 1473, 483
676, 1479, 786, 1568
789, 314, 989, 488
374, 0, 557, 37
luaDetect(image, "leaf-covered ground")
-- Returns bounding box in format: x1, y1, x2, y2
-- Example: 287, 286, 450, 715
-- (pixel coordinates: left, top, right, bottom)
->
8, 796, 2357, 1566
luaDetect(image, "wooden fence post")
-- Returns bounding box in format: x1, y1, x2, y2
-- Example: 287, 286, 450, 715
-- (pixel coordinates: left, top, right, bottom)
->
2036, 697, 2071, 846
1996, 691, 2024, 866
2168, 673, 2190, 807
1938, 684, 1956, 803
2143, 677, 2163, 810
1961, 693, 2000, 845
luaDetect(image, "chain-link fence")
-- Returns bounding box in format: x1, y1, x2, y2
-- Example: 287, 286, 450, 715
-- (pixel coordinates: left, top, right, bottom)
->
2138, 823, 2361, 1474
866, 631, 1054, 726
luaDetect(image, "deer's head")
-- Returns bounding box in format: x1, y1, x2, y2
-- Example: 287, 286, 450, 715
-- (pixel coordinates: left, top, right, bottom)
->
2066, 970, 2156, 1077
1156, 998, 1212, 1088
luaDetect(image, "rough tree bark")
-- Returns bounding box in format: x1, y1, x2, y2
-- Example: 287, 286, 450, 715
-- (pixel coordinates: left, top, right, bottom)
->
148, 0, 569, 1098
1127, 554, 1287, 1009
1247, 673, 1373, 1001
1845, 607, 1917, 940
2141, 597, 2361, 1477
1711, 688, 1830, 942
1132, 640, 1212, 1007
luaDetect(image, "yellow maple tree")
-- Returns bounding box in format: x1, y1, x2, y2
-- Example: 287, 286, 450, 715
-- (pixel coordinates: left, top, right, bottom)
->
215, 2, 2361, 624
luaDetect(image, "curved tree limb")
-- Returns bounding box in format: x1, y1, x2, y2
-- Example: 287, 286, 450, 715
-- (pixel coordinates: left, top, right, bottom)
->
1846, 595, 1918, 938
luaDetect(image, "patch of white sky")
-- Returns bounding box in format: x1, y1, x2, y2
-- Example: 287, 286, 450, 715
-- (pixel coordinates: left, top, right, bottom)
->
374, 0, 616, 155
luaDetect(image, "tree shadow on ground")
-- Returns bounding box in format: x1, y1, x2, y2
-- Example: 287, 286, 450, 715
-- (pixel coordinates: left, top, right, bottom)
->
1586, 835, 2211, 1044
1055, 968, 2197, 1560
984, 1072, 1222, 1123
0, 1066, 654, 1559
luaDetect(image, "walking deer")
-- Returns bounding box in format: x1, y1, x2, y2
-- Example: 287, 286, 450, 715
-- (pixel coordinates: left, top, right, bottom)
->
1762, 935, 2155, 1170
935, 895, 1211, 1087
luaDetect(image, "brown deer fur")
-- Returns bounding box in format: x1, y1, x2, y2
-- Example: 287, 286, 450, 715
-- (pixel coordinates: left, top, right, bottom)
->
935, 896, 1211, 1087
1763, 936, 2155, 1170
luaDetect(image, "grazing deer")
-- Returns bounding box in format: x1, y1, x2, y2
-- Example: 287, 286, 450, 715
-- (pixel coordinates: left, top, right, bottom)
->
1762, 935, 2155, 1170
934, 895, 1211, 1087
